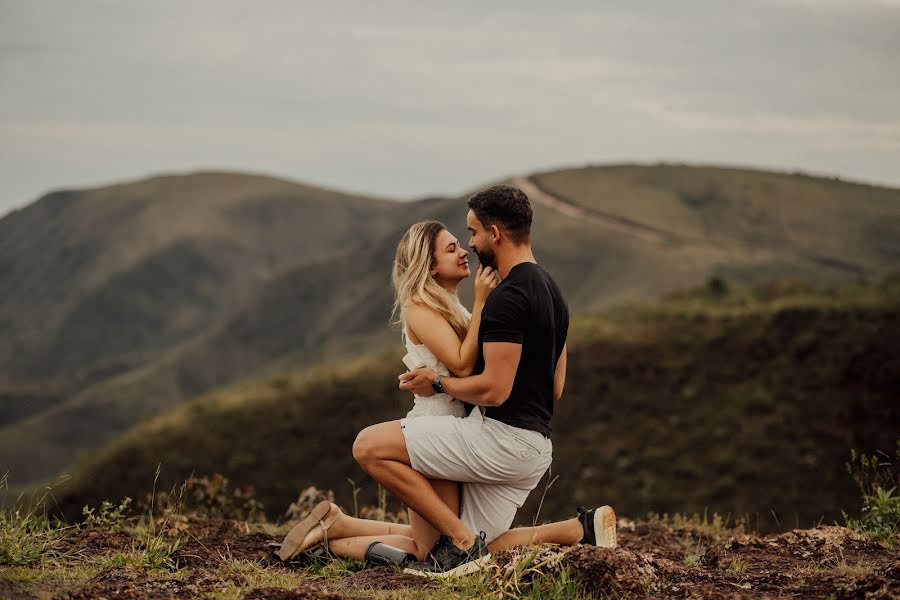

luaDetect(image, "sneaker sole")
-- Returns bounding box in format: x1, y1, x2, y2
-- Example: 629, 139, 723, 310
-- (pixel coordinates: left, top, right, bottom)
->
277, 500, 331, 561
403, 553, 492, 578
594, 505, 617, 548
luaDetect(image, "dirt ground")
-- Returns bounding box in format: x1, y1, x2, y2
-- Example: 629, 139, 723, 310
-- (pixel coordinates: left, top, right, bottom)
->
3, 517, 897, 599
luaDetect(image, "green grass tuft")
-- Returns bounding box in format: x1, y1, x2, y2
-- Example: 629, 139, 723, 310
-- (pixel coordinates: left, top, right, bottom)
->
844, 439, 900, 545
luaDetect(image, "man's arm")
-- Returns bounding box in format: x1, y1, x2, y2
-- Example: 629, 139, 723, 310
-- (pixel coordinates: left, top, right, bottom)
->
398, 341, 521, 407
553, 343, 567, 402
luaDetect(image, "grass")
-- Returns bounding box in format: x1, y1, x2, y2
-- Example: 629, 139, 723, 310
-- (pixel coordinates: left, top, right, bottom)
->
682, 541, 706, 567
727, 556, 750, 575
647, 510, 749, 541
844, 439, 900, 546
0, 474, 75, 567
210, 559, 316, 599
433, 547, 589, 600
797, 548, 877, 578
2, 473, 592, 600
2, 476, 894, 600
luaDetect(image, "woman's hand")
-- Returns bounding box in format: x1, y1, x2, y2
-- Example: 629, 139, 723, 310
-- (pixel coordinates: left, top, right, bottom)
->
473, 265, 499, 306
399, 368, 437, 396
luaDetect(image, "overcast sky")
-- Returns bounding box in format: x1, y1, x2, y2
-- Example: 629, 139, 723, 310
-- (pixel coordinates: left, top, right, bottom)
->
1, 0, 899, 217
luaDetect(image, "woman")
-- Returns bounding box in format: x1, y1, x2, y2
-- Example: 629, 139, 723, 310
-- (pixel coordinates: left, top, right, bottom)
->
277, 221, 614, 564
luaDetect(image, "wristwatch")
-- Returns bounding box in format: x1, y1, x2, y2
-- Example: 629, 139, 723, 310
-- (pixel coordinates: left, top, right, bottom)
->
432, 373, 445, 394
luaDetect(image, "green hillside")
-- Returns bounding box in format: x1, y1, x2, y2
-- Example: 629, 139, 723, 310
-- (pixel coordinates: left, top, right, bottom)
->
3, 164, 899, 498
0, 173, 411, 485
54, 276, 900, 531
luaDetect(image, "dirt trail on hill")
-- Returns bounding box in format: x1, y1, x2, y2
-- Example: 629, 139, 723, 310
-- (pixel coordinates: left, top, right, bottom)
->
511, 175, 684, 246
513, 175, 867, 275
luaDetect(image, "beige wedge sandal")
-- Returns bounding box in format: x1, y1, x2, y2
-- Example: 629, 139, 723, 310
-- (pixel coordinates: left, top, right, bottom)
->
276, 500, 338, 561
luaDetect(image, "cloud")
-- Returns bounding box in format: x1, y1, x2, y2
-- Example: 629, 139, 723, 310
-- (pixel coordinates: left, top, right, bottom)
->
1, 1, 898, 215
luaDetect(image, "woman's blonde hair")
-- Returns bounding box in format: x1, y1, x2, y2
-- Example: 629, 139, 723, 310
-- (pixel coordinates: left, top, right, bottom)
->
392, 221, 470, 340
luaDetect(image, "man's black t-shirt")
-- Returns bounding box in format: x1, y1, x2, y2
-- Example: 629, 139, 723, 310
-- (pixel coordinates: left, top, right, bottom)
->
474, 262, 569, 436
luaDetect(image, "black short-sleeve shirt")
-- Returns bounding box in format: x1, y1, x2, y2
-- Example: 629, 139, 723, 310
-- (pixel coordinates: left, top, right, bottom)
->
474, 262, 569, 436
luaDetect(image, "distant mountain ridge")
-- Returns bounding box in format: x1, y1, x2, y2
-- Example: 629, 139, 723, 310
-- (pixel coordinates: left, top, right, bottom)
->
1, 164, 898, 492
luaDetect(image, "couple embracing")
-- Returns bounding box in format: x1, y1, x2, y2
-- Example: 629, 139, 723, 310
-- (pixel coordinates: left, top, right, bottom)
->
277, 185, 616, 576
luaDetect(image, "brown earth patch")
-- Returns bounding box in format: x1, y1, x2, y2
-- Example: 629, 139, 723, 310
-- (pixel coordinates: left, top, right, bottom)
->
57, 529, 138, 558
243, 584, 356, 599
174, 532, 280, 568
59, 567, 243, 599
563, 545, 662, 597
0, 578, 37, 600
346, 566, 433, 591
618, 521, 708, 561
563, 524, 900, 599
168, 517, 253, 540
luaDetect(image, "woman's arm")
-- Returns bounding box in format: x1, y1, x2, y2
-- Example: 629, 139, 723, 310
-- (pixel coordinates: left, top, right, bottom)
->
404, 266, 498, 377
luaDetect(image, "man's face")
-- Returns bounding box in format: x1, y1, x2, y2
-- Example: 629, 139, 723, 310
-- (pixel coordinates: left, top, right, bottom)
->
466, 209, 497, 269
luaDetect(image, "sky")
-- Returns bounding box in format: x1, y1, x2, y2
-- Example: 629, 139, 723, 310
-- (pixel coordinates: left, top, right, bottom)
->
1, 0, 899, 216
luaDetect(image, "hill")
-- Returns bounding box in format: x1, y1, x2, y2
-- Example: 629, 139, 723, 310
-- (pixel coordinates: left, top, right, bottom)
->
2, 163, 899, 496
55, 276, 900, 532
0, 172, 417, 487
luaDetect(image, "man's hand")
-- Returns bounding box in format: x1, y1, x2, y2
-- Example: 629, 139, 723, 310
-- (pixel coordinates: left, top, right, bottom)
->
398, 368, 437, 397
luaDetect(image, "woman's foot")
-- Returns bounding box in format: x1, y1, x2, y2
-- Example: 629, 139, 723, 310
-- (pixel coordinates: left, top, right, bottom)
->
277, 500, 335, 561
298, 502, 345, 550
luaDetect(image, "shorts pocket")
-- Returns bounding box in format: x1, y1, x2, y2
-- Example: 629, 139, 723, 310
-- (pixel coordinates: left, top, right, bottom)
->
512, 435, 542, 459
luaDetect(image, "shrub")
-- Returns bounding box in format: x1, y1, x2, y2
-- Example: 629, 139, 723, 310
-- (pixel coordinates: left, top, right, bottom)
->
844, 439, 900, 545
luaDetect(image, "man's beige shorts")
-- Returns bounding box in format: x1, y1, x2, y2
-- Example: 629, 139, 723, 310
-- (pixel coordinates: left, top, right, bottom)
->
400, 407, 552, 544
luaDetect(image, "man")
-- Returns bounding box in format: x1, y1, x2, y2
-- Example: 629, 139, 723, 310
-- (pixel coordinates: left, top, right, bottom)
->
353, 185, 605, 575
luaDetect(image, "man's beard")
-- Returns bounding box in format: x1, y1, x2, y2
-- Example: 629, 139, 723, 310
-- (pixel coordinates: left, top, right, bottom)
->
474, 246, 497, 270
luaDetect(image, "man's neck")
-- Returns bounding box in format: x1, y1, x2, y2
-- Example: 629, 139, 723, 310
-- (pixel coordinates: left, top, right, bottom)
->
497, 245, 536, 279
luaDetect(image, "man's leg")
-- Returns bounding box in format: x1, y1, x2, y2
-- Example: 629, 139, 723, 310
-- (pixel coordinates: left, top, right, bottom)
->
488, 520, 582, 552
353, 421, 476, 550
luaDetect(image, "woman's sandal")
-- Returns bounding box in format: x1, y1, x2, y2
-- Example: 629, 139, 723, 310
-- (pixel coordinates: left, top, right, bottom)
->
276, 500, 338, 561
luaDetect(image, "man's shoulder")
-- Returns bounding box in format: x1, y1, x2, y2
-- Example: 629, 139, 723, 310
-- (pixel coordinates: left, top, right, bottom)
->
483, 281, 527, 314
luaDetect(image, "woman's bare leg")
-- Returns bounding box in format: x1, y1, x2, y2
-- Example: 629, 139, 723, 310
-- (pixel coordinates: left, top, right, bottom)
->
487, 517, 583, 553
300, 479, 459, 561
298, 503, 410, 549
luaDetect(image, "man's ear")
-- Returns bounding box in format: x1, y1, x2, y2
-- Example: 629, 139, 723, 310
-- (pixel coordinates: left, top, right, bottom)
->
489, 224, 501, 243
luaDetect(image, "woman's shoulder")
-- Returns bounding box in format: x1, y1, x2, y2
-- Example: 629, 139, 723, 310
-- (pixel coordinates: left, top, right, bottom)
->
403, 299, 441, 319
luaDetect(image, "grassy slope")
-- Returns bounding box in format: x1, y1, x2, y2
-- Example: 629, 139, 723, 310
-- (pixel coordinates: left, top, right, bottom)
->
55, 277, 900, 531
0, 173, 408, 483
0, 171, 403, 383
532, 164, 900, 277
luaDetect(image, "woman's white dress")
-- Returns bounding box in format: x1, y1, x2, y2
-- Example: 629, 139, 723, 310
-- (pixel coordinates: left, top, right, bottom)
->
402, 311, 469, 419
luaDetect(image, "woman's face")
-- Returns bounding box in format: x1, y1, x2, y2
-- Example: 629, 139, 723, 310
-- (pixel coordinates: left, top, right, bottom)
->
430, 229, 470, 283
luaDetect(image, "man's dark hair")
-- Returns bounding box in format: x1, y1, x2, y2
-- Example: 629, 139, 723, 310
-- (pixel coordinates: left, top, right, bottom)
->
467, 185, 532, 244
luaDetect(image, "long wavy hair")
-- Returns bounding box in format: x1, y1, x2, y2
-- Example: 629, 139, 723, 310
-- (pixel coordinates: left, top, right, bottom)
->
391, 221, 470, 341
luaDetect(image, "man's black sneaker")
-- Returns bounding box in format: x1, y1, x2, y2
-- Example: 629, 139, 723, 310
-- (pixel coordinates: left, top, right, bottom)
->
404, 532, 491, 577
577, 505, 617, 548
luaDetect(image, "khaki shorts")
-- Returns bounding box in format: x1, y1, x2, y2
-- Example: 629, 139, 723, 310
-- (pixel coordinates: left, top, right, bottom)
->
400, 407, 552, 544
